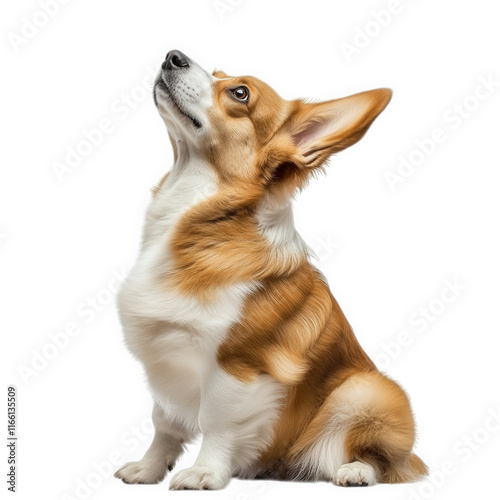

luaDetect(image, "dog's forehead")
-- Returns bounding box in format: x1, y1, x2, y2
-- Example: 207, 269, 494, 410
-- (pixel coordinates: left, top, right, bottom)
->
211, 72, 283, 101
212, 71, 254, 86
212, 71, 266, 87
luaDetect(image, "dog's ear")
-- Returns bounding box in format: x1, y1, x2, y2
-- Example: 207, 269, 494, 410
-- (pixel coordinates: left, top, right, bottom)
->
286, 88, 392, 169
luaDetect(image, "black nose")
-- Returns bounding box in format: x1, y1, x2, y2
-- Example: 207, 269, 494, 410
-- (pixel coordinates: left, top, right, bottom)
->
162, 50, 190, 71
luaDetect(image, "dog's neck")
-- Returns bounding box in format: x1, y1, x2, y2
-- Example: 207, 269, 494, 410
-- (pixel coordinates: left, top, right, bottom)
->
148, 147, 308, 268
256, 191, 308, 258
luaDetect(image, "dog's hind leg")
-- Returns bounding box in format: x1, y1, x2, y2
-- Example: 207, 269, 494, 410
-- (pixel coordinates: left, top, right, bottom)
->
289, 371, 427, 486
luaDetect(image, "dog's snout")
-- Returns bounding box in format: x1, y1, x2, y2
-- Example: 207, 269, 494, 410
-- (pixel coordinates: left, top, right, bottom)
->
162, 50, 190, 71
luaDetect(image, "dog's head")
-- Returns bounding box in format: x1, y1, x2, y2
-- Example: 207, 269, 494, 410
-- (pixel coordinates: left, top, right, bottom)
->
154, 50, 391, 199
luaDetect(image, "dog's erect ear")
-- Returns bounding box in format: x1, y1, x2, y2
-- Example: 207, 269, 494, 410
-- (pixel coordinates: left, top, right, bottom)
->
286, 88, 392, 169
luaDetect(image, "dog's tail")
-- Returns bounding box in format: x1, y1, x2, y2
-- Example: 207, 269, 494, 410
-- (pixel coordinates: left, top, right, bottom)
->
383, 453, 428, 483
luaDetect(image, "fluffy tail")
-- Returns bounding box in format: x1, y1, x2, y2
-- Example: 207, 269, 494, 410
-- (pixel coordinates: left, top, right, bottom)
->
383, 453, 428, 483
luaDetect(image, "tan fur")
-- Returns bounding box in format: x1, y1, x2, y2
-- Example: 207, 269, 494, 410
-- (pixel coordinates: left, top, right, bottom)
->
163, 70, 426, 484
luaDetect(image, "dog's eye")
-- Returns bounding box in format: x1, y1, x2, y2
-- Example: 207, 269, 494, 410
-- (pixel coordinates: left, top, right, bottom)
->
231, 86, 249, 102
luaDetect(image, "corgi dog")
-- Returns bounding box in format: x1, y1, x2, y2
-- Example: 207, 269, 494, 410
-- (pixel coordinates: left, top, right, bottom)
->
114, 49, 427, 490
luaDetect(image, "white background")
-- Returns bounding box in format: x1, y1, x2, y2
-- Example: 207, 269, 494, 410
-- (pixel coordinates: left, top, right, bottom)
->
2, 1, 499, 499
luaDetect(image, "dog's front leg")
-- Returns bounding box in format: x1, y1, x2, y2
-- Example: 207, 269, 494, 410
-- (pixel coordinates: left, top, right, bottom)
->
168, 429, 233, 490
168, 369, 246, 490
115, 403, 194, 484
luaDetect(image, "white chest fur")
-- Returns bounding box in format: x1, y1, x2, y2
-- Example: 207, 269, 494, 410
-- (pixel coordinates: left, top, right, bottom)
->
119, 158, 249, 327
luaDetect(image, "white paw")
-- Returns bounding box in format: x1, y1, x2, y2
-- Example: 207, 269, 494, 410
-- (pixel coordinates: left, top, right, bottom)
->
169, 465, 230, 490
334, 461, 376, 487
114, 459, 170, 484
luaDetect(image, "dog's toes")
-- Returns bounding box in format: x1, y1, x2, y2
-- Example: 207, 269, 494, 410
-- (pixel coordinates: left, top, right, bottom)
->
114, 460, 170, 484
169, 465, 230, 490
334, 461, 376, 487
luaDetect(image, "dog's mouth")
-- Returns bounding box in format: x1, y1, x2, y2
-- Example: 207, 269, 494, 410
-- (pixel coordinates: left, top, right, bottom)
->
155, 79, 202, 129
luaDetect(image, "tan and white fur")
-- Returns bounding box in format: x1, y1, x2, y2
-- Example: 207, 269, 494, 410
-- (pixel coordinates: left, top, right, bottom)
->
114, 50, 427, 490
